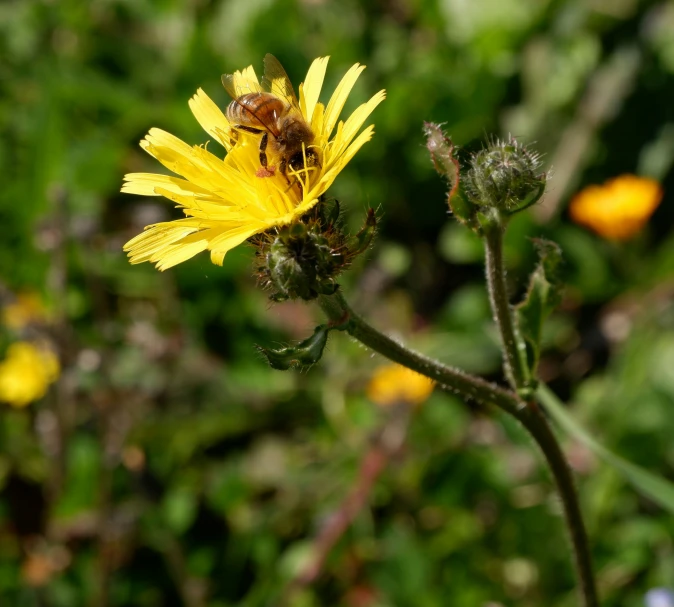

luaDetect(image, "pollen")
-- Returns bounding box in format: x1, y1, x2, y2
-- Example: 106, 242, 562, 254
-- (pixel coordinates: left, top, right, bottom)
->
569, 174, 663, 240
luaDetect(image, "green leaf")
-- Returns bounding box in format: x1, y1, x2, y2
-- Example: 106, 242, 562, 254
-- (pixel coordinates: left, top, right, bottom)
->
516, 239, 563, 374
256, 324, 331, 370
538, 384, 674, 514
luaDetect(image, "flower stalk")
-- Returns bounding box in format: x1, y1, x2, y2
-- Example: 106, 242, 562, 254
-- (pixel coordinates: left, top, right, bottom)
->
516, 400, 599, 607
482, 214, 533, 396
319, 290, 522, 416
319, 289, 598, 607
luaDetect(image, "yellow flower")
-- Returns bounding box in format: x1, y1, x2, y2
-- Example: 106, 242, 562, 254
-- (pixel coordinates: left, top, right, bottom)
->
366, 364, 435, 408
569, 174, 663, 240
0, 342, 59, 408
123, 56, 386, 270
2, 292, 49, 331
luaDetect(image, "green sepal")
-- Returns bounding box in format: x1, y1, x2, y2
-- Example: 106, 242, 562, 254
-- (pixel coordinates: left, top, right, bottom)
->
256, 324, 331, 371
516, 239, 564, 376
449, 183, 480, 231
423, 122, 479, 230
349, 208, 377, 256
319, 198, 341, 227
503, 181, 546, 216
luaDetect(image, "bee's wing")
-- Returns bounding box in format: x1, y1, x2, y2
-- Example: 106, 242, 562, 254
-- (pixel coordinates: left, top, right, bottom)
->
261, 54, 299, 109
220, 74, 239, 99
221, 66, 263, 99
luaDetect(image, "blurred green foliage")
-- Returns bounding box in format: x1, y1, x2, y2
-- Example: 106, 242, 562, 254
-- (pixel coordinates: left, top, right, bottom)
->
1, 0, 674, 605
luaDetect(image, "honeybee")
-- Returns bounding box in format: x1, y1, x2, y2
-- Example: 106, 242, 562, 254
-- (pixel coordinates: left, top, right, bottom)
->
222, 54, 320, 185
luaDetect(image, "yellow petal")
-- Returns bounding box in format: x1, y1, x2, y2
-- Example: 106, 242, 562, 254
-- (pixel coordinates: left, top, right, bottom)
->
122, 173, 213, 196
331, 90, 386, 159
152, 187, 232, 214
335, 124, 375, 170
125, 222, 208, 270
141, 128, 194, 159
323, 63, 366, 139
210, 249, 227, 266
156, 241, 211, 271
125, 222, 199, 254
188, 88, 232, 150
233, 65, 262, 95
208, 224, 260, 257
301, 56, 329, 124
311, 102, 325, 140
140, 136, 241, 195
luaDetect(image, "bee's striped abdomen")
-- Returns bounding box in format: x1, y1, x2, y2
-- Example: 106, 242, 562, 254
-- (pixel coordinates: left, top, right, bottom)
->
226, 93, 285, 136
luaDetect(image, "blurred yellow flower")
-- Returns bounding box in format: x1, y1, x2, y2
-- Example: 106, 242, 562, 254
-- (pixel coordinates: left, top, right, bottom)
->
2, 292, 49, 331
0, 342, 59, 408
123, 56, 385, 270
366, 364, 435, 408
569, 174, 663, 240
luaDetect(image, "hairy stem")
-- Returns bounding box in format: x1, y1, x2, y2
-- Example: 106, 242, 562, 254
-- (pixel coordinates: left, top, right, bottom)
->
319, 290, 598, 607
482, 213, 597, 605
483, 219, 532, 393
320, 291, 522, 417
517, 401, 599, 607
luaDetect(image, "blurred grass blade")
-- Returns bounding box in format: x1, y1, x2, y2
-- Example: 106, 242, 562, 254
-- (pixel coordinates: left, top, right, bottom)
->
538, 384, 674, 514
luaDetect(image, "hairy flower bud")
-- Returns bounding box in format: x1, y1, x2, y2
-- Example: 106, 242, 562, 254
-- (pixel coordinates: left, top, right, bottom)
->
257, 325, 330, 370
464, 137, 546, 214
255, 204, 378, 302
263, 223, 340, 301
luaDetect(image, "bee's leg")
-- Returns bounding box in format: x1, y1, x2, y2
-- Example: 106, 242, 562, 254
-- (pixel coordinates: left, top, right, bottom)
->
279, 157, 291, 185
229, 129, 239, 148
259, 132, 268, 167
235, 125, 263, 134
232, 125, 263, 148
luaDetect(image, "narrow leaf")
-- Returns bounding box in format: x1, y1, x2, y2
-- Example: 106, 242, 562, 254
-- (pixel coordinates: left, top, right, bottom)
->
538, 384, 674, 514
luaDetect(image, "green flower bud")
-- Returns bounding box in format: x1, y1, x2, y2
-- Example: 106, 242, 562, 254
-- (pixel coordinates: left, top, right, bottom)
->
255, 204, 378, 302
257, 325, 330, 370
263, 223, 339, 301
464, 137, 546, 214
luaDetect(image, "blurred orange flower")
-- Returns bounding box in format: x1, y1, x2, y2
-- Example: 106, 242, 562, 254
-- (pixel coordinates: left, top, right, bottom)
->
569, 174, 663, 240
366, 364, 435, 407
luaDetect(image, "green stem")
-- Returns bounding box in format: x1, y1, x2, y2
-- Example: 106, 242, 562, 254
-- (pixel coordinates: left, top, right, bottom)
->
319, 290, 598, 607
517, 402, 599, 607
320, 291, 521, 417
483, 219, 531, 393
482, 214, 597, 605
